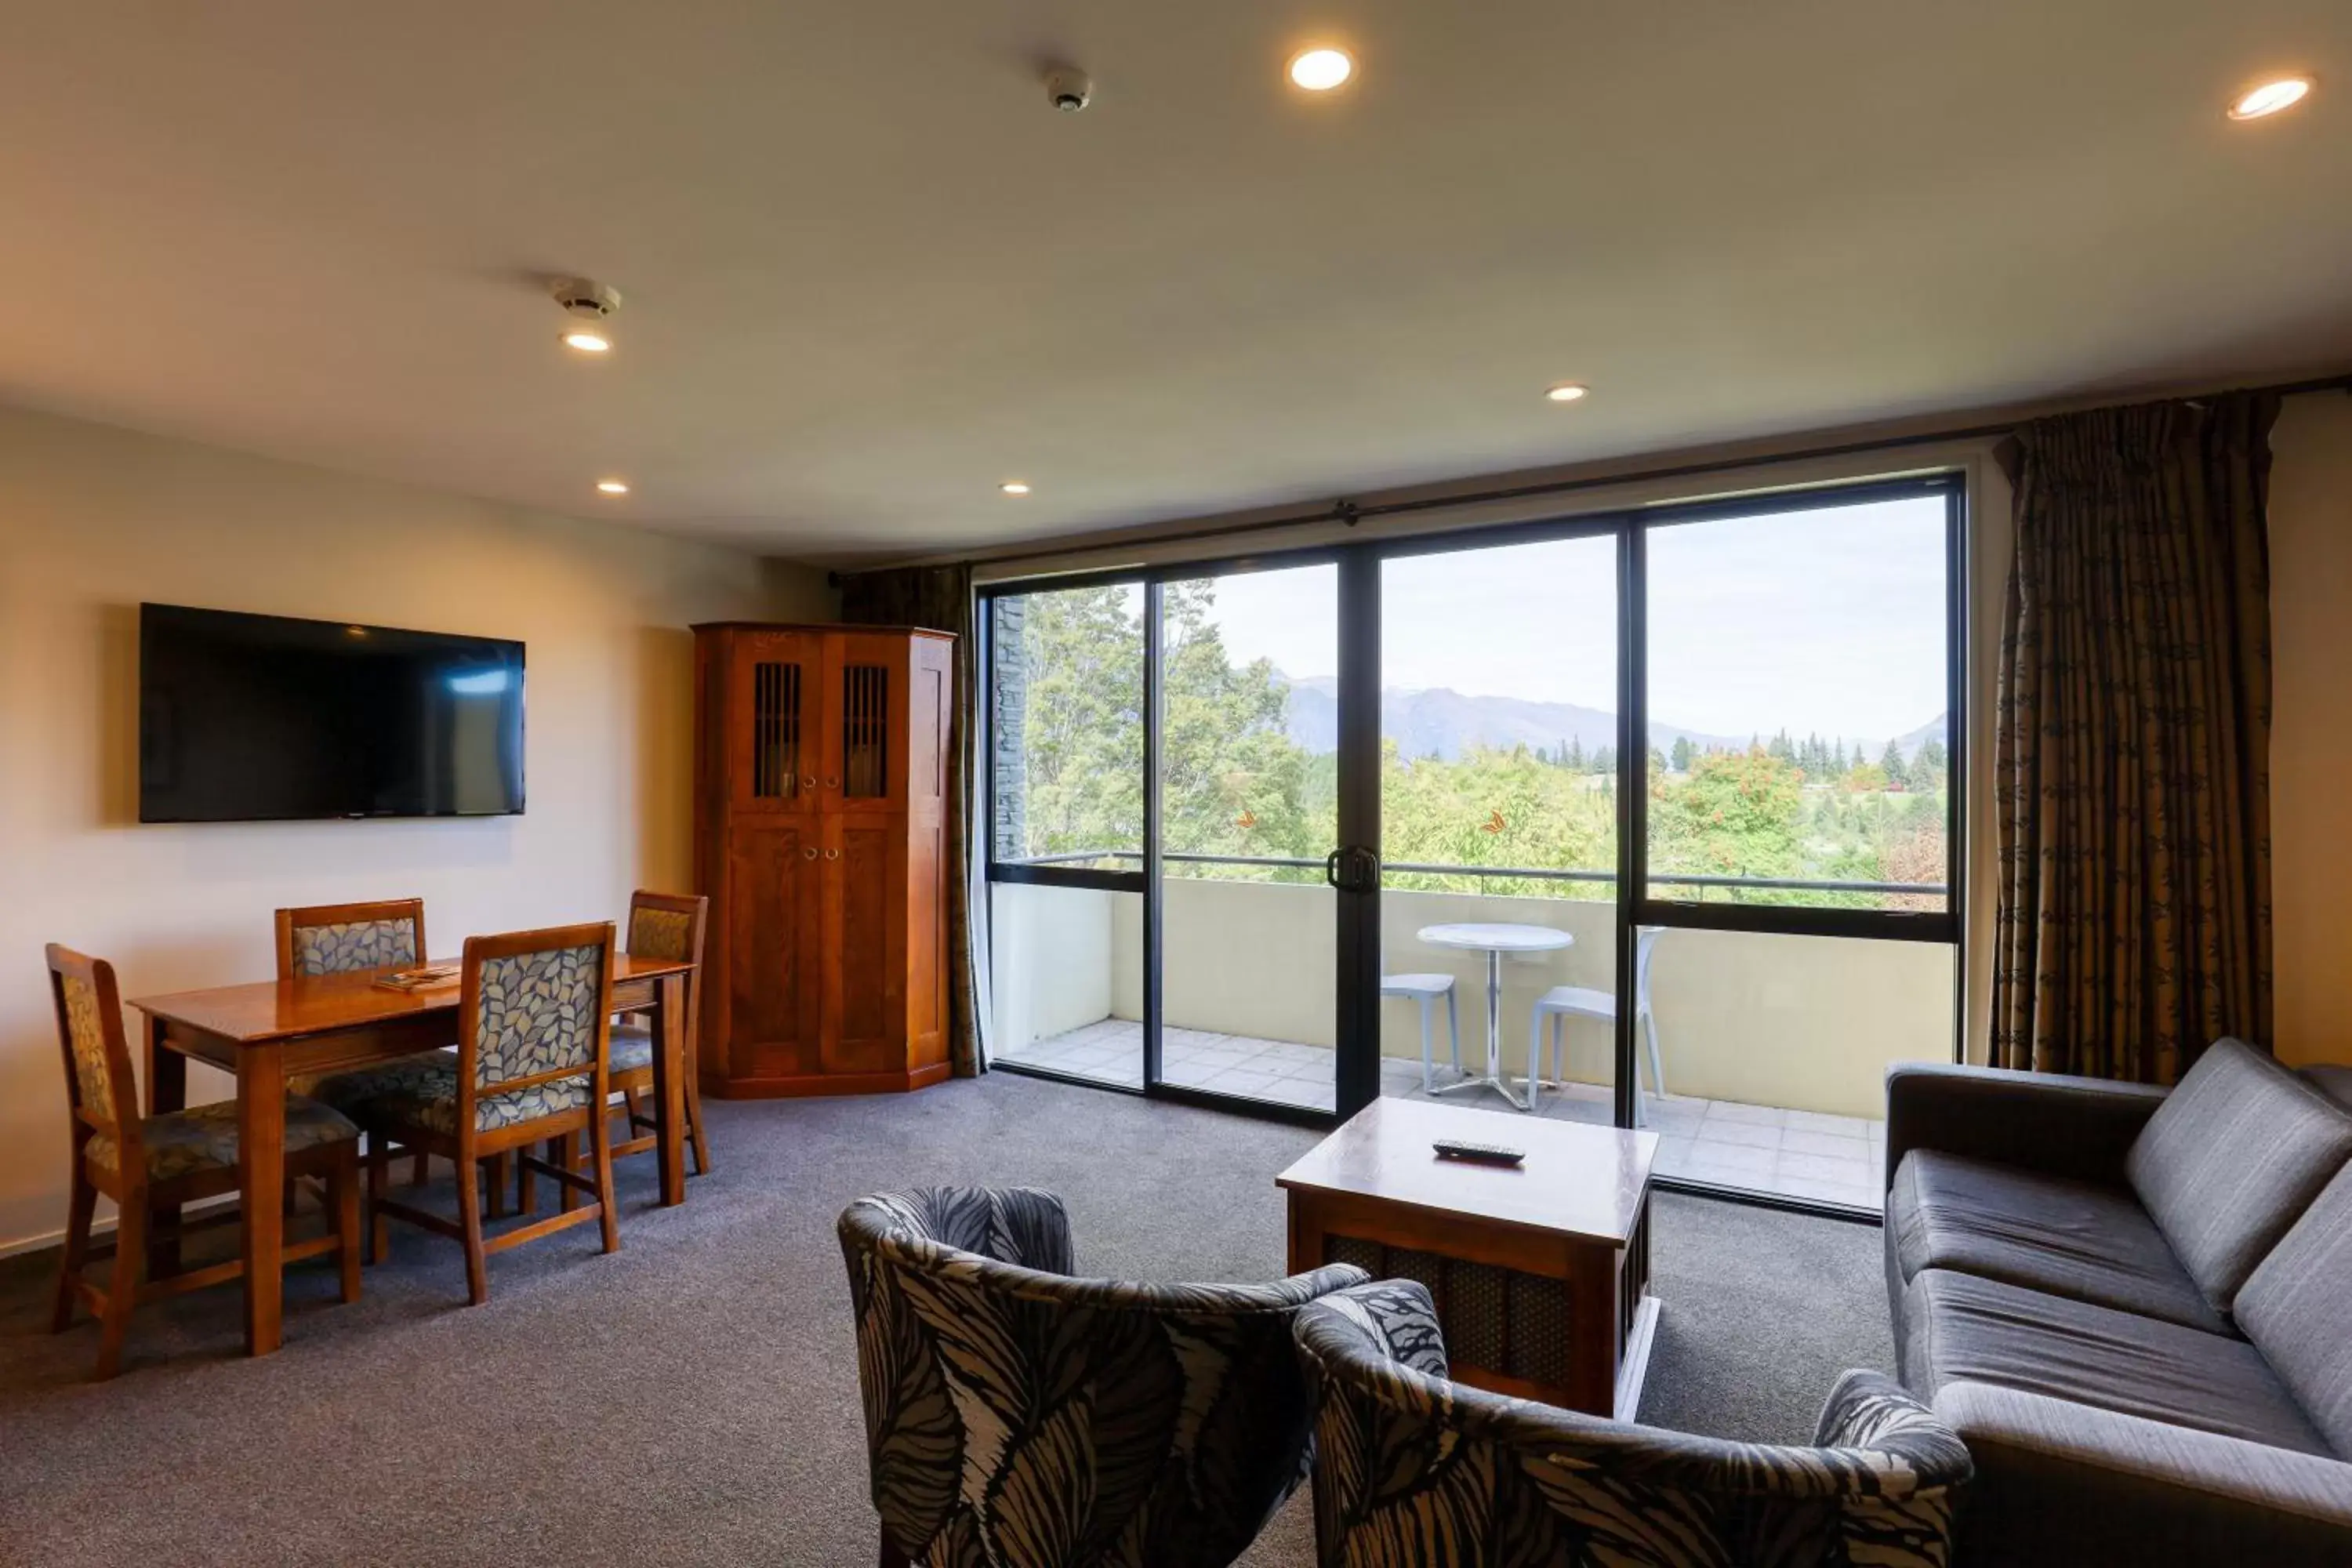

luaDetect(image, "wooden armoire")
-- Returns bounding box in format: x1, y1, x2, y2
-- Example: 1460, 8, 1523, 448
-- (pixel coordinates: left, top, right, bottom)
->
691, 623, 955, 1098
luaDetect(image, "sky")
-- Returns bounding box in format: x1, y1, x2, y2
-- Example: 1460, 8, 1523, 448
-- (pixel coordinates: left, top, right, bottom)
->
1195, 496, 1948, 743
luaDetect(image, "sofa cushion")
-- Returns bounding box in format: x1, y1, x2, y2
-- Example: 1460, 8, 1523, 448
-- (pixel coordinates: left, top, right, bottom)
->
2238, 1163, 2352, 1456
1889, 1149, 2227, 1334
1901, 1269, 2330, 1455
2125, 1037, 2352, 1315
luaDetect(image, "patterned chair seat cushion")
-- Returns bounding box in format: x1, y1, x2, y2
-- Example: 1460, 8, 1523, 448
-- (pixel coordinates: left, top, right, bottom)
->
366, 1073, 594, 1135
298, 1050, 460, 1118
607, 1025, 654, 1076
86, 1096, 358, 1183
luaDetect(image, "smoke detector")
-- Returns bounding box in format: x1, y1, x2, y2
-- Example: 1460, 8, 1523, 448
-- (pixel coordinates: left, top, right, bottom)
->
549, 277, 622, 353
550, 277, 622, 320
1044, 65, 1093, 113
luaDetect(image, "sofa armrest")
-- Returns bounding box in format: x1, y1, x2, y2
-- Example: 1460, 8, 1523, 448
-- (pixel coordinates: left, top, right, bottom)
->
1937, 1381, 2352, 1568
1885, 1062, 2168, 1192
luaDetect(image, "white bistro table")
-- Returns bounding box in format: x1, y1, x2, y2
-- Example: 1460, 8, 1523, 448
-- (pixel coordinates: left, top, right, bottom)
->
1416, 922, 1573, 1112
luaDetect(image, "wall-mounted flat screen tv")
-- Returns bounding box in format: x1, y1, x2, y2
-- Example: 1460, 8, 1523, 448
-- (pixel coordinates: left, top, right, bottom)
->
139, 604, 525, 822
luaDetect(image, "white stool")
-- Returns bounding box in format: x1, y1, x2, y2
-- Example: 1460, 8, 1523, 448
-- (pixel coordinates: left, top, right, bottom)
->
1382, 972, 1460, 1093
1528, 927, 1666, 1121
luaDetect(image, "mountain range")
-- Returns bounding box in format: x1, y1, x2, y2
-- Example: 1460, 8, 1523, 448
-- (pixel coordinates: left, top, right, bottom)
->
1276, 673, 1945, 764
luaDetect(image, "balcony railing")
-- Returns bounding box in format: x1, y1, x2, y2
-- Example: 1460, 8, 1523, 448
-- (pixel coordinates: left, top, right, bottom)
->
986, 856, 1958, 1123
1004, 848, 1944, 899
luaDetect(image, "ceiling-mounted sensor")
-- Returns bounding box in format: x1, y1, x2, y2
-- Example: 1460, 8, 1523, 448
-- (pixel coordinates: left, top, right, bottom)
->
550, 277, 622, 319
1044, 65, 1093, 112
550, 277, 622, 353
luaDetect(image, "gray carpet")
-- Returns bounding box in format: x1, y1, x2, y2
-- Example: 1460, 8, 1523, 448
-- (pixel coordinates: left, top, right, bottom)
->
0, 1073, 1889, 1566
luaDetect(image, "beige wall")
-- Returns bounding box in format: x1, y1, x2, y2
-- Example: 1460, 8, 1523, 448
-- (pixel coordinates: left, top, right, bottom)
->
0, 404, 831, 1252
2269, 394, 2352, 1069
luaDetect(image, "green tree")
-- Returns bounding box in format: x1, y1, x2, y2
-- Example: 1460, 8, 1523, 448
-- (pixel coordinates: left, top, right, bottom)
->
1650, 748, 1806, 895
1010, 581, 1942, 912
1016, 584, 1145, 860
1879, 739, 1909, 790
1911, 737, 1948, 793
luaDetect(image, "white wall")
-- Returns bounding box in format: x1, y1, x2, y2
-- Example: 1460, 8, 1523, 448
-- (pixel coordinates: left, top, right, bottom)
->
0, 404, 831, 1251
987, 881, 1123, 1049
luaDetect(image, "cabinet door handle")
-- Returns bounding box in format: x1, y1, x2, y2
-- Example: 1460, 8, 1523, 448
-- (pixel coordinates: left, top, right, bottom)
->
826, 775, 840, 789
804, 847, 818, 860
800, 775, 816, 791
824, 848, 840, 861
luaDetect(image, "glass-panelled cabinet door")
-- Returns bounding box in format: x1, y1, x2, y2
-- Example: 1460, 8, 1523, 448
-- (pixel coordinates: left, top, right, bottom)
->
732, 630, 819, 812
828, 633, 906, 811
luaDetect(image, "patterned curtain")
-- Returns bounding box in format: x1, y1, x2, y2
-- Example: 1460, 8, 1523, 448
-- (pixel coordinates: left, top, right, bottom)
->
837, 564, 982, 1077
1992, 393, 2279, 1083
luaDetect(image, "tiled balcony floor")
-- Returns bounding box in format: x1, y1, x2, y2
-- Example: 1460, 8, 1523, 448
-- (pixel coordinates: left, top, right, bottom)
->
996, 1018, 1886, 1211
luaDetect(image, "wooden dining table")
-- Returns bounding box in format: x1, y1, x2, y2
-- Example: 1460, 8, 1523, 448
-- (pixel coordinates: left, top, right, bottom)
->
127, 953, 697, 1356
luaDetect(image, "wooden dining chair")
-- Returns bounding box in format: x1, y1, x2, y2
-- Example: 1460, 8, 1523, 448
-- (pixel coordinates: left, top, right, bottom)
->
46, 944, 363, 1379
517, 891, 711, 1214
608, 891, 711, 1174
277, 898, 505, 1212
357, 923, 622, 1304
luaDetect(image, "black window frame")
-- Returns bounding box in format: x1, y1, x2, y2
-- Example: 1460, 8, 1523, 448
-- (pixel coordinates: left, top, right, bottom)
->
975, 467, 1970, 1174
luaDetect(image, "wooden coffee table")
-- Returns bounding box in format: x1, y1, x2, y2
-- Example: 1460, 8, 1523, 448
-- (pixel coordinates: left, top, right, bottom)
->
1277, 1097, 1660, 1419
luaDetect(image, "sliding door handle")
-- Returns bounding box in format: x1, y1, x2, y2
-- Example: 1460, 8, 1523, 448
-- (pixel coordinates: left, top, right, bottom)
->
1327, 845, 1381, 893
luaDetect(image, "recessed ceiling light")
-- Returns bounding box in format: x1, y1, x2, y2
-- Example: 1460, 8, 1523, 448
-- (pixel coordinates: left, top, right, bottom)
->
596, 479, 630, 495
561, 329, 613, 354
1545, 383, 1590, 403
2229, 76, 2312, 120
1288, 47, 1353, 92
1000, 481, 1033, 496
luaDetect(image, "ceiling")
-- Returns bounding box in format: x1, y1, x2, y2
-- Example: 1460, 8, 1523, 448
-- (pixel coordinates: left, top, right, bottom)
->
2, 2, 2347, 562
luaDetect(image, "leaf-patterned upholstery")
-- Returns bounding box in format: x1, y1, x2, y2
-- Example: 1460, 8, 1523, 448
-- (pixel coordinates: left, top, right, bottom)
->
354, 945, 604, 1135
839, 1186, 1370, 1568
59, 972, 117, 1123
607, 1029, 655, 1075
1295, 1280, 1972, 1567
289, 919, 418, 977
305, 1050, 459, 1120
627, 906, 695, 962
85, 1098, 359, 1183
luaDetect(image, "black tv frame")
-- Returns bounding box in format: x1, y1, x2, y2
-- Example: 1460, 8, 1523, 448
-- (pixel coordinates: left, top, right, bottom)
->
137, 602, 527, 824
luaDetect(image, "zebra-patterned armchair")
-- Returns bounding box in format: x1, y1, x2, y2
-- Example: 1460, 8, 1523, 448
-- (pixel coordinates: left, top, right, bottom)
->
1295, 1280, 1972, 1567
838, 1187, 1368, 1567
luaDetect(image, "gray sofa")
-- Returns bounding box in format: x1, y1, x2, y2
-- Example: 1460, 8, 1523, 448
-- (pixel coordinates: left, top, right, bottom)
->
1883, 1039, 2352, 1565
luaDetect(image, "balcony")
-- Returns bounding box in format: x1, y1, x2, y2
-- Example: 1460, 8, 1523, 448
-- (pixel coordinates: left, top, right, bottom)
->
990, 856, 1951, 1210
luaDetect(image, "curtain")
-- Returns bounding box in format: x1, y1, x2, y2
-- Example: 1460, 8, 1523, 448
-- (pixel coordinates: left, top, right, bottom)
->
837, 563, 984, 1077
1991, 393, 2278, 1083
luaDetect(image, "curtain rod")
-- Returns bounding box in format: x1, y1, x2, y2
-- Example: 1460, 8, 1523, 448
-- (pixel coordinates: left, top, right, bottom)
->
835, 370, 2352, 583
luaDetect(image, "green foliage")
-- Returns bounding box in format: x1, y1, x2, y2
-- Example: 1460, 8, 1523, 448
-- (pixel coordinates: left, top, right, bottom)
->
1014, 585, 1144, 862
1006, 584, 1947, 908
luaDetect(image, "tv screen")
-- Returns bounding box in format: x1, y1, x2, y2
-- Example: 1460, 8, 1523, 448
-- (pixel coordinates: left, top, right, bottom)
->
139, 604, 525, 822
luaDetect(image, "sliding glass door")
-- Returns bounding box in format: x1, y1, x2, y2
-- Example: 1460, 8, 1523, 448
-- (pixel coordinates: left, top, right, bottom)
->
1373, 532, 1619, 1128
1152, 563, 1341, 1112
982, 471, 1965, 1207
